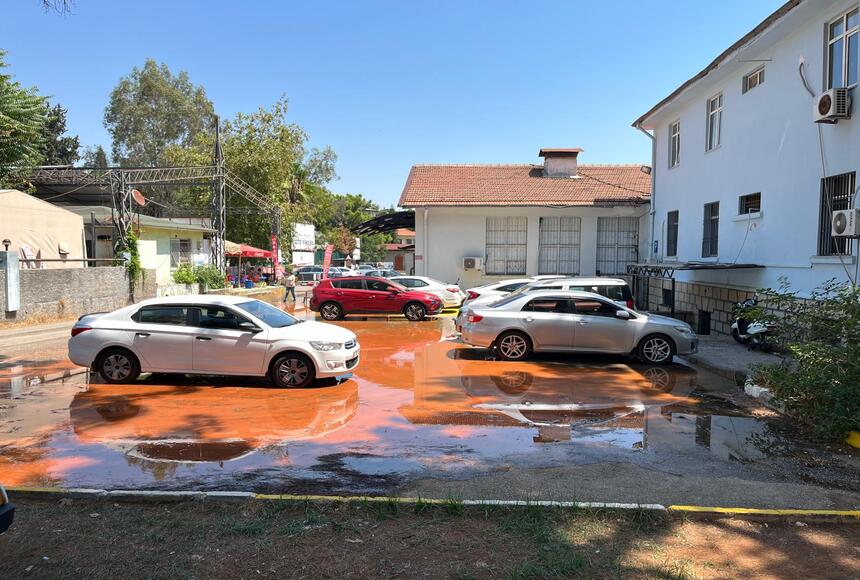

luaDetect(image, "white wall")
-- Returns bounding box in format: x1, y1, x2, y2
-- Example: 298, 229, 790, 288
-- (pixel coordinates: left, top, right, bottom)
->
414, 205, 648, 287
647, 0, 860, 295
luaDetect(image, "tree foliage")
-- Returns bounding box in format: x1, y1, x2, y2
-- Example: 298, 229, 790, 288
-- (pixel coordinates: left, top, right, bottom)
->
0, 50, 47, 186
39, 102, 79, 165
80, 144, 109, 168
104, 59, 214, 167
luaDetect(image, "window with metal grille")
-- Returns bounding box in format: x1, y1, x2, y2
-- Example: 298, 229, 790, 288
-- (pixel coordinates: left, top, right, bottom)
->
666, 210, 679, 257
669, 120, 680, 168
818, 172, 856, 256
538, 217, 581, 275
702, 202, 719, 257
596, 217, 639, 275
742, 66, 765, 93
170, 238, 192, 268
738, 193, 761, 215
827, 8, 859, 89
705, 93, 723, 151
486, 216, 527, 275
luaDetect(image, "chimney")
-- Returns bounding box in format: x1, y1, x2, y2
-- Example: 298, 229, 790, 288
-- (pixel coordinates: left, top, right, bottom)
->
539, 148, 583, 177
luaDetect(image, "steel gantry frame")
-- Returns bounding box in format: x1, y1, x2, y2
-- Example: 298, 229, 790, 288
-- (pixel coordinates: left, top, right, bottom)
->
29, 163, 281, 273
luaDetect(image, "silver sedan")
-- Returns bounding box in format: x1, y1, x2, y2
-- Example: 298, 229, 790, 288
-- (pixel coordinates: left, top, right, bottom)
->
459, 290, 698, 364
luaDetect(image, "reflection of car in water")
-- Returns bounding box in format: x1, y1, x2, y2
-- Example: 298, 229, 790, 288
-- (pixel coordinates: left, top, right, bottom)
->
70, 377, 359, 463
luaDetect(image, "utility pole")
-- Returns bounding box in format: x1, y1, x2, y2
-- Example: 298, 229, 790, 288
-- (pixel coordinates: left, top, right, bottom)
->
211, 116, 227, 273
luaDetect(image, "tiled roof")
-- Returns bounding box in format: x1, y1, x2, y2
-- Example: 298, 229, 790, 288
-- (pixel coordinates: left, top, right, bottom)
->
395, 228, 415, 237
398, 164, 650, 207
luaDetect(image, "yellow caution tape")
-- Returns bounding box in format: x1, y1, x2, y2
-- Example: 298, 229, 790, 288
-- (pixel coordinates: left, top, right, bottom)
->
669, 505, 860, 517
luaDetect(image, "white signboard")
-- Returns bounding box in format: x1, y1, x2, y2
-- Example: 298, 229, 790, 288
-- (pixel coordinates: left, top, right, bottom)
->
292, 223, 316, 252
292, 251, 314, 266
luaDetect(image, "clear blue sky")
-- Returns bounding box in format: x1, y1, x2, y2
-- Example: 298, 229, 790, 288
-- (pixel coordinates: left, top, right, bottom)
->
3, 0, 784, 207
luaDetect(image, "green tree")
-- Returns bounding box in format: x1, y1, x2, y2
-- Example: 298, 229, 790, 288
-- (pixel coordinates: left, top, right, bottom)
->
104, 59, 214, 167
0, 50, 47, 187
39, 102, 79, 165
80, 145, 109, 168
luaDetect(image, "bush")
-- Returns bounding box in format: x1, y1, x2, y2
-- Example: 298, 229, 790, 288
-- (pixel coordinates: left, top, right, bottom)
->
195, 265, 225, 290
172, 264, 197, 284
750, 279, 860, 440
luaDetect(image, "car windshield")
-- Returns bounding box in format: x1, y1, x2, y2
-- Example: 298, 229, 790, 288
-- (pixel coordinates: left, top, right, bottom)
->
235, 300, 301, 328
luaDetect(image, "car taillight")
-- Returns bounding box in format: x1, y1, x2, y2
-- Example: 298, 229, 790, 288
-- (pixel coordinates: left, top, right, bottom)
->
626, 300, 635, 309
446, 287, 459, 293
467, 314, 483, 323
71, 326, 91, 337
467, 291, 480, 300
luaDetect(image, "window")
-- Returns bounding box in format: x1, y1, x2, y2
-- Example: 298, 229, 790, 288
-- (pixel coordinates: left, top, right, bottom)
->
662, 288, 674, 307
702, 202, 720, 257
818, 172, 856, 256
496, 282, 528, 293
135, 306, 189, 325
573, 298, 619, 317
235, 300, 299, 328
196, 306, 248, 330
522, 298, 572, 313
742, 66, 765, 93
738, 193, 761, 215
569, 284, 633, 303
334, 279, 364, 290
666, 210, 679, 257
706, 93, 723, 151
366, 279, 393, 292
828, 8, 859, 89
486, 217, 527, 275
169, 238, 192, 268
596, 217, 639, 275
397, 278, 427, 288
538, 217, 581, 275
668, 120, 681, 168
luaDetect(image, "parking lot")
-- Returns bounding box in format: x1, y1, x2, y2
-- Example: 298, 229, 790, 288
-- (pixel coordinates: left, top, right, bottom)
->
1, 312, 858, 509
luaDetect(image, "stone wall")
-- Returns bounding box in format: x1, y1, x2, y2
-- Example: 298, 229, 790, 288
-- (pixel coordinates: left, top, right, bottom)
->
0, 267, 156, 322
644, 278, 755, 335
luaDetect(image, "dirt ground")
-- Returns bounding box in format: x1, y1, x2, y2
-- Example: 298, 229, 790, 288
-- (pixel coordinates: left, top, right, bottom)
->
1, 498, 857, 579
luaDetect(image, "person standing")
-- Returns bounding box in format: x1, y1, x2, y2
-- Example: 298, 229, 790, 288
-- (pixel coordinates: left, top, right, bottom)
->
284, 270, 296, 303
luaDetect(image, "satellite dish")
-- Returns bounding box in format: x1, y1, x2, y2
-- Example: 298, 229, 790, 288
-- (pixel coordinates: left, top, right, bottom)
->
131, 189, 146, 207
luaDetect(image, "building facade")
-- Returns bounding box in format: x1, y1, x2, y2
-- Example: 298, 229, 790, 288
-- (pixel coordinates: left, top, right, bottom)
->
400, 149, 651, 288
633, 0, 860, 333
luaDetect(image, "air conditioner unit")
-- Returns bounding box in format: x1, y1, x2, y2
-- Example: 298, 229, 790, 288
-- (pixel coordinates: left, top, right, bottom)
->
814, 88, 851, 123
832, 208, 860, 237
462, 256, 484, 271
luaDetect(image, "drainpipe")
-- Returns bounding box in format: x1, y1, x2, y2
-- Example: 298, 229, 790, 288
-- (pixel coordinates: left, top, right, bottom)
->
635, 123, 656, 264
423, 207, 429, 276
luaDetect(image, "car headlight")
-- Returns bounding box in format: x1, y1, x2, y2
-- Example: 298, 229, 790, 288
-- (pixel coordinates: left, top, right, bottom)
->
673, 325, 695, 336
310, 341, 341, 351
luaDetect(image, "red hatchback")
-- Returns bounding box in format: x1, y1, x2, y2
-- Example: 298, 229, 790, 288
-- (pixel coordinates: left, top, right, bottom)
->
310, 277, 443, 321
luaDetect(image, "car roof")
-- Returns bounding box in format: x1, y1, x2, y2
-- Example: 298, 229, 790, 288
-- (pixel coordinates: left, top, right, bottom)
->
134, 294, 254, 307
532, 277, 628, 286
489, 289, 612, 302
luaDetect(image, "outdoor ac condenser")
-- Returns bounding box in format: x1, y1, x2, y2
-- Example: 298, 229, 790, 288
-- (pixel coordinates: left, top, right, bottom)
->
814, 88, 851, 123
462, 256, 484, 271
832, 208, 860, 237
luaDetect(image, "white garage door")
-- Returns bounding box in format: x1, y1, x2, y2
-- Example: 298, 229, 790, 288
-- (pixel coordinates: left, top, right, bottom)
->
538, 217, 581, 275
596, 217, 639, 275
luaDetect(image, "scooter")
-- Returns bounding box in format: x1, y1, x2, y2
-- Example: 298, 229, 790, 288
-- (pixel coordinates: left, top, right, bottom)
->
731, 296, 775, 349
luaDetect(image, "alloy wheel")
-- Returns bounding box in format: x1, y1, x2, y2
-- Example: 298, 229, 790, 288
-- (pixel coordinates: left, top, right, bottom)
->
498, 334, 527, 360
102, 353, 132, 381
277, 358, 309, 386
642, 337, 672, 363
321, 303, 341, 320
405, 304, 425, 321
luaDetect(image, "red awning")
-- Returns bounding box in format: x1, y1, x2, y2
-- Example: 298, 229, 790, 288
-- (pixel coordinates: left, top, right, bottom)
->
225, 241, 273, 259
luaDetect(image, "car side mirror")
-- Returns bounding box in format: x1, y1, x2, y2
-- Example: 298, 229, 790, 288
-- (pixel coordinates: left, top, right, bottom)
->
239, 321, 262, 333
615, 310, 632, 320
388, 288, 400, 293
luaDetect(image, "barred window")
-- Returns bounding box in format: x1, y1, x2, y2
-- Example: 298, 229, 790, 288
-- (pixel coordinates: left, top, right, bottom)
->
538, 217, 581, 275
596, 217, 639, 275
738, 193, 761, 215
486, 217, 527, 275
818, 172, 856, 256
666, 210, 679, 257
702, 202, 719, 258
170, 238, 192, 268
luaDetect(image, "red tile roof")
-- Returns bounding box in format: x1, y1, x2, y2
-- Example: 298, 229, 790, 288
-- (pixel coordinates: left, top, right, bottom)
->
399, 164, 651, 207
395, 228, 415, 237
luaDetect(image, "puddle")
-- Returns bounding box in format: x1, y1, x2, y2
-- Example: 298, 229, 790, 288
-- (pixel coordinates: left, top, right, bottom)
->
0, 316, 856, 496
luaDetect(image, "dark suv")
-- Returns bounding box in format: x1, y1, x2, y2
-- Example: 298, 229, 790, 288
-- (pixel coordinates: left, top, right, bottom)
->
310, 277, 442, 321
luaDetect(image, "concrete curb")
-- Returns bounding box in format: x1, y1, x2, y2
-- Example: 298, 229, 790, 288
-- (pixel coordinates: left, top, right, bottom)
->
7, 487, 860, 521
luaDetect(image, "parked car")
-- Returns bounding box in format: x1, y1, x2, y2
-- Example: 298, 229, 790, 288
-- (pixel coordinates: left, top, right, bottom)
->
294, 265, 324, 283
356, 264, 376, 273
461, 278, 534, 309
310, 276, 443, 321
459, 290, 697, 364
68, 296, 360, 388
364, 269, 405, 279
390, 276, 466, 308
327, 266, 361, 278
0, 484, 14, 535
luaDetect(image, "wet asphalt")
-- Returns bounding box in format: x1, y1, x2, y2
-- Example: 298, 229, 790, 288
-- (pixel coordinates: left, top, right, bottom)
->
1, 311, 858, 509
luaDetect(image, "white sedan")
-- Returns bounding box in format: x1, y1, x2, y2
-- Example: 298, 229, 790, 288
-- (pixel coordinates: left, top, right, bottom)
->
68, 295, 359, 388
390, 276, 466, 308
461, 278, 534, 309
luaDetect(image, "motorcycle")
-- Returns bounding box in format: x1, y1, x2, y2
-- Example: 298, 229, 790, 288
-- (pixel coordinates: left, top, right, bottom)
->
731, 296, 776, 350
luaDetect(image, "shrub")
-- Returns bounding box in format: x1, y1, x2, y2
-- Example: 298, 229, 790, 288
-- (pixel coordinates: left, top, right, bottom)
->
750, 279, 860, 440
172, 264, 197, 285
194, 265, 225, 290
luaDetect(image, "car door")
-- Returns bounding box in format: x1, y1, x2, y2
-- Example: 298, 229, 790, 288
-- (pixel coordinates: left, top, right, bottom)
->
190, 306, 270, 375
332, 278, 368, 313
571, 298, 638, 353
365, 278, 400, 312
130, 305, 195, 371
519, 297, 576, 349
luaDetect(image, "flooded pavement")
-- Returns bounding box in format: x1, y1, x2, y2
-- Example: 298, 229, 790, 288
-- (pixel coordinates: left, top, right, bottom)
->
1, 314, 858, 509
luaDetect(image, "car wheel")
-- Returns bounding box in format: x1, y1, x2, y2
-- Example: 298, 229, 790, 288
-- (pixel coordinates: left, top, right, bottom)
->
639, 367, 675, 393
96, 348, 141, 384
319, 302, 343, 321
490, 370, 534, 394
495, 331, 532, 361
637, 334, 675, 365
403, 302, 427, 321
271, 352, 316, 388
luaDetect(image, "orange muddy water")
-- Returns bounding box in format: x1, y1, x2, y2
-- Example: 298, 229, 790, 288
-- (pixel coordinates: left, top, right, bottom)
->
1, 314, 849, 496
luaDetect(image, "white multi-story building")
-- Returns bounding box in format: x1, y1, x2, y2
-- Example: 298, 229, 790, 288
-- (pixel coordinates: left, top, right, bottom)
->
633, 0, 860, 333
